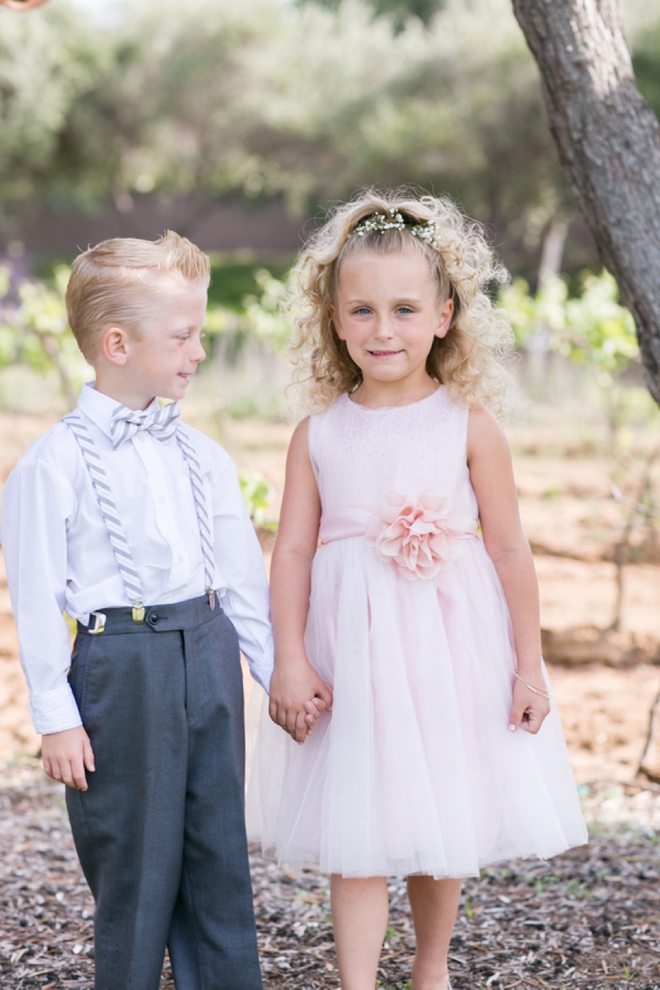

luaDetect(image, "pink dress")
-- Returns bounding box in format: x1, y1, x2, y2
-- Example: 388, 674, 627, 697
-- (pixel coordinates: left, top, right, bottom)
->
256, 388, 587, 878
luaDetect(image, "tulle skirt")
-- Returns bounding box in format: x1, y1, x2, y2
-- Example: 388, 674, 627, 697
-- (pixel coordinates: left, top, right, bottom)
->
248, 537, 587, 878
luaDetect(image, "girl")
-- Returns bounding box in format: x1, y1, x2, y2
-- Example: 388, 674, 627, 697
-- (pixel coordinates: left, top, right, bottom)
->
260, 192, 587, 990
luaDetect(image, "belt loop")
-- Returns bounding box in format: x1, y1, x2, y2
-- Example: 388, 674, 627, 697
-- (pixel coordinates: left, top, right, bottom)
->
88, 611, 106, 635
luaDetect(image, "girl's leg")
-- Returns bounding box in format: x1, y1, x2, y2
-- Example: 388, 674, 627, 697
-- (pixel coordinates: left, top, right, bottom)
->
331, 875, 389, 990
407, 876, 462, 990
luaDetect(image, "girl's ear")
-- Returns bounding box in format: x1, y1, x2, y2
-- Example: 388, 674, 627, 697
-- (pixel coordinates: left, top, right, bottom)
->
434, 299, 454, 340
329, 302, 346, 341
99, 326, 131, 366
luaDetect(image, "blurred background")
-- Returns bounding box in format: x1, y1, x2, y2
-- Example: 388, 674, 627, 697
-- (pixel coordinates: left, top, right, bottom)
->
1, 0, 659, 825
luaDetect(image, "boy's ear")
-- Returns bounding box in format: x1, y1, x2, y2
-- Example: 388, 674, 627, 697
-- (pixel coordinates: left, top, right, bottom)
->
434, 298, 454, 340
99, 326, 131, 366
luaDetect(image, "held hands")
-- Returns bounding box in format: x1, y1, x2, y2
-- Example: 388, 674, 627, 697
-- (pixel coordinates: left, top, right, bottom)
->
508, 676, 550, 735
269, 656, 333, 744
41, 726, 95, 790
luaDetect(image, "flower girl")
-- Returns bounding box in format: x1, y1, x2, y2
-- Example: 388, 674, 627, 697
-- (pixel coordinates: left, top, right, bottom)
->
259, 191, 587, 990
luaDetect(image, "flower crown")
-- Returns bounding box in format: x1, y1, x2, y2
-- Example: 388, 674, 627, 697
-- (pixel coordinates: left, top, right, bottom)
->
348, 212, 438, 248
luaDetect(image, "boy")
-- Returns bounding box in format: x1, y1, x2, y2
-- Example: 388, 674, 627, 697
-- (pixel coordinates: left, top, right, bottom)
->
2, 232, 331, 990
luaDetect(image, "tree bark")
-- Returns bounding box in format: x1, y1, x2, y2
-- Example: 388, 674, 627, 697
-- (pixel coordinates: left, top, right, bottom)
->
512, 0, 660, 404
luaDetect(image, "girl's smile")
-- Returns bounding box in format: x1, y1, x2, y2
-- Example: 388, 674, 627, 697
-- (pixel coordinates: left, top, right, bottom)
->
330, 251, 453, 406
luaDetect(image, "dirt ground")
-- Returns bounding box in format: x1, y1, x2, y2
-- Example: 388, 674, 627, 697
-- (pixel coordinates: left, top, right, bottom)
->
1, 400, 658, 788
2, 768, 660, 990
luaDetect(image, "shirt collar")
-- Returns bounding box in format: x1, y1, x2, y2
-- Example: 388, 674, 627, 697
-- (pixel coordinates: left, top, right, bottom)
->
76, 382, 160, 441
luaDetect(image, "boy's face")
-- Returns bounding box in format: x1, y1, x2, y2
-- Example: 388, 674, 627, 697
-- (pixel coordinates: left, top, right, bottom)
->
120, 279, 208, 408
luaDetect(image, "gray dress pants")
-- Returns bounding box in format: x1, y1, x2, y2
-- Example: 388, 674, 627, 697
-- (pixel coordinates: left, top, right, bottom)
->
66, 595, 263, 990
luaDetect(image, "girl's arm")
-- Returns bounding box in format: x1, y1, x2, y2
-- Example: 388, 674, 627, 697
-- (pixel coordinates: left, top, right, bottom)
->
269, 418, 333, 743
467, 406, 550, 734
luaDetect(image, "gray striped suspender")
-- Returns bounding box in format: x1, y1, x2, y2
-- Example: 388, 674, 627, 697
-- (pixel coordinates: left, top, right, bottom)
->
174, 428, 216, 598
64, 411, 216, 625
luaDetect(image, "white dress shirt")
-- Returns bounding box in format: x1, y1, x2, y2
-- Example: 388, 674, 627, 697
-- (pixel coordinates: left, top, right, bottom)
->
1, 383, 273, 734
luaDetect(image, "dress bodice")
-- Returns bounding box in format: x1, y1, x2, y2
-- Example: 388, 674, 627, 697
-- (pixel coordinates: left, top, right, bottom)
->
308, 387, 478, 523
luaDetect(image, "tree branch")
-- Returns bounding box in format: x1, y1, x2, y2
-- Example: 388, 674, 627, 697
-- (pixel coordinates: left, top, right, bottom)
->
512, 0, 660, 404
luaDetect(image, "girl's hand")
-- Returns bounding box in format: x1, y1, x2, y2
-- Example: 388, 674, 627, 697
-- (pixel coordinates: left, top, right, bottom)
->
303, 697, 325, 733
269, 657, 333, 744
507, 680, 550, 735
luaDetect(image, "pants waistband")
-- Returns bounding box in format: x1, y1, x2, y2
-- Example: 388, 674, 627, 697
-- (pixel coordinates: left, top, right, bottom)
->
77, 592, 221, 636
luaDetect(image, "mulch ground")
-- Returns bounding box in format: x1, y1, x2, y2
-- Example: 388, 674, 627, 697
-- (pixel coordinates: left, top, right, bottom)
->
1, 768, 659, 990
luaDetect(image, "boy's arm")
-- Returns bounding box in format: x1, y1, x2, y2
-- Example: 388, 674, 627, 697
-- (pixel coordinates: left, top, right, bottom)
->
209, 448, 275, 693
1, 458, 83, 734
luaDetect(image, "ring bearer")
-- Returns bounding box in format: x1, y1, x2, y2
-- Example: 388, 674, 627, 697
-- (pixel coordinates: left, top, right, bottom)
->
1, 233, 275, 990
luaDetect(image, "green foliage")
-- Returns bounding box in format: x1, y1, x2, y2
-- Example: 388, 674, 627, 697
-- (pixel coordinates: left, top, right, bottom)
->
0, 265, 88, 406
208, 256, 291, 312
0, 0, 564, 259
499, 270, 638, 385
2, 0, 660, 276
239, 472, 273, 524
298, 0, 445, 29
628, 2, 660, 121
242, 270, 291, 353
0, 2, 114, 227
205, 268, 291, 361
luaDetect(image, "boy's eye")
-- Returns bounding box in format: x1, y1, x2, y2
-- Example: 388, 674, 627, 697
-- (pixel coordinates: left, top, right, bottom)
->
397, 305, 414, 315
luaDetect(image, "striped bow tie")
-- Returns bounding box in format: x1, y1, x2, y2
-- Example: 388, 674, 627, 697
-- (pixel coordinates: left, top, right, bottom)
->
110, 402, 180, 450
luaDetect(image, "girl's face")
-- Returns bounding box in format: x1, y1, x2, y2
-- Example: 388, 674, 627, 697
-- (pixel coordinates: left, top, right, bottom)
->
331, 251, 453, 400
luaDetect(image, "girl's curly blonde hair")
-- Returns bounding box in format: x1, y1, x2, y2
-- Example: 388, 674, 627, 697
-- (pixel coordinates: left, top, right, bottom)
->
289, 190, 517, 419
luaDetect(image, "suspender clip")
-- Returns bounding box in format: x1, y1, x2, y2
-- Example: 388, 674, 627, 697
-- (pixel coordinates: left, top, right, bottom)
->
132, 603, 146, 624
208, 589, 216, 610
88, 611, 106, 635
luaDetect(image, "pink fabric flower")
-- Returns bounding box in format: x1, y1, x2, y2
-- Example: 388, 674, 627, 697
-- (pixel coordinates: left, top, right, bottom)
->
365, 491, 473, 581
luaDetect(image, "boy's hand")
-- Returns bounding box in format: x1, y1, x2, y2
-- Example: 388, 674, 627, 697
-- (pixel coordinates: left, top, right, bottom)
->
508, 680, 550, 735
269, 658, 333, 745
41, 726, 95, 791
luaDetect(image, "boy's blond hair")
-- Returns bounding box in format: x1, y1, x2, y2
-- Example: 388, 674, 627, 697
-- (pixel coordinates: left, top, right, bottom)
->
66, 231, 211, 362
289, 190, 517, 420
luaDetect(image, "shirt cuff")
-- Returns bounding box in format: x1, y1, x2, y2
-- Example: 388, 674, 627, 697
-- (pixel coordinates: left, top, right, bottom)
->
29, 684, 83, 735
247, 657, 273, 695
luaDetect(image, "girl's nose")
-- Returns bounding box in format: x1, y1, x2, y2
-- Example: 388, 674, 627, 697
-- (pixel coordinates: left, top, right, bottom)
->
373, 316, 394, 340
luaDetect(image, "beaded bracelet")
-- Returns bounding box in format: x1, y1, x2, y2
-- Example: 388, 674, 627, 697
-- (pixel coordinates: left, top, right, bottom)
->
514, 671, 550, 699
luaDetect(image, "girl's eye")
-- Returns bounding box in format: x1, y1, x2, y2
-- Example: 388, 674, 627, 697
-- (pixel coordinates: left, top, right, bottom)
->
354, 307, 372, 316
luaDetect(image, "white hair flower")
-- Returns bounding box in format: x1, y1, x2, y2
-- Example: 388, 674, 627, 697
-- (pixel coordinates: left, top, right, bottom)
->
349, 213, 438, 248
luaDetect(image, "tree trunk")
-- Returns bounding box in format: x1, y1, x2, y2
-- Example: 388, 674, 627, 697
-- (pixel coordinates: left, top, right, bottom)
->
512, 0, 660, 405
